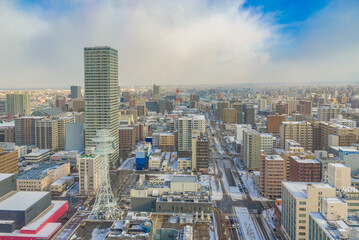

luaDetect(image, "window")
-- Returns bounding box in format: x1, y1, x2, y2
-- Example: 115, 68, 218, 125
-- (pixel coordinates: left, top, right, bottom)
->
299, 201, 306, 205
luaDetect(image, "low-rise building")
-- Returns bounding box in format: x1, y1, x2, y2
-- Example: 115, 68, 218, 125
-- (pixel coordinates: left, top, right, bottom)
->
24, 148, 51, 163
17, 161, 70, 191
177, 158, 192, 172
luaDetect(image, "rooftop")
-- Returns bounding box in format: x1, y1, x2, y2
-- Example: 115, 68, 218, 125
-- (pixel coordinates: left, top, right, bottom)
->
283, 181, 333, 199
265, 155, 284, 161
172, 175, 197, 183
0, 191, 49, 211
0, 173, 14, 182
17, 161, 67, 180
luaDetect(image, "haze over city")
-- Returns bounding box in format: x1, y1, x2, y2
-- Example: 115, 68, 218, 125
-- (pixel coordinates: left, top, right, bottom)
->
1, 0, 358, 88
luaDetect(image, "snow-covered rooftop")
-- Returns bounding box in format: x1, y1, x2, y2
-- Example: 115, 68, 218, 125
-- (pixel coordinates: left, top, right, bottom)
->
0, 191, 49, 211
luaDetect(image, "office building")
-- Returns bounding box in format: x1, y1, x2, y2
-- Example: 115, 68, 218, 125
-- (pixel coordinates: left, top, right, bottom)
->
260, 152, 285, 199
5, 93, 30, 116
328, 163, 351, 188
65, 122, 84, 151
317, 106, 340, 122
281, 182, 336, 240
279, 121, 313, 151
118, 126, 136, 153
0, 191, 68, 239
0, 148, 18, 173
24, 148, 51, 163
17, 161, 70, 191
70, 85, 82, 99
289, 156, 321, 182
84, 46, 120, 163
267, 114, 286, 134
35, 119, 59, 152
78, 153, 100, 196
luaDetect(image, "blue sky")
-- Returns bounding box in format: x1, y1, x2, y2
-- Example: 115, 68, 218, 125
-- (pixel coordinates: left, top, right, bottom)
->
0, 0, 358, 88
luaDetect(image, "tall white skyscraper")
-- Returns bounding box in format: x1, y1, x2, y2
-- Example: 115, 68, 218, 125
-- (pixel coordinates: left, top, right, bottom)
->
84, 46, 119, 162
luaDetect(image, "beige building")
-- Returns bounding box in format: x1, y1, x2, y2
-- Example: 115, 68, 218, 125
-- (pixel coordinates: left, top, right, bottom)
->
148, 156, 162, 170
178, 115, 205, 153
17, 162, 70, 191
242, 130, 274, 170
35, 119, 59, 152
159, 133, 176, 152
328, 163, 351, 188
78, 153, 100, 196
278, 147, 314, 180
177, 158, 192, 172
279, 121, 313, 151
57, 117, 75, 150
282, 182, 336, 240
222, 108, 237, 124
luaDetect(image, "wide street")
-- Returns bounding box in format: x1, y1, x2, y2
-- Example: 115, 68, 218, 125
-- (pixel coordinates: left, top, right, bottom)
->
207, 113, 278, 240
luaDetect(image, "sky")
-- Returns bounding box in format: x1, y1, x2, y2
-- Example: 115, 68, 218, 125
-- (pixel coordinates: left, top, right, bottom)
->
0, 0, 358, 88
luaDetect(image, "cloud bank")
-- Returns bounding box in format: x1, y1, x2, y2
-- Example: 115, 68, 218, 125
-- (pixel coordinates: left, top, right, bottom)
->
0, 0, 358, 88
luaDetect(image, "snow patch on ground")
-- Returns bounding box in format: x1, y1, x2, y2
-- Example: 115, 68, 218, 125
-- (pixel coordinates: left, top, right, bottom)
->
210, 176, 223, 201
118, 157, 135, 170
241, 172, 268, 201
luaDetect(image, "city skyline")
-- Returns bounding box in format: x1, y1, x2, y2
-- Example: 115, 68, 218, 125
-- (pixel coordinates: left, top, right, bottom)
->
0, 0, 358, 88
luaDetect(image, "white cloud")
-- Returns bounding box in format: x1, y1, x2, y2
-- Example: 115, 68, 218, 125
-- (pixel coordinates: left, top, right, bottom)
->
0, 0, 358, 88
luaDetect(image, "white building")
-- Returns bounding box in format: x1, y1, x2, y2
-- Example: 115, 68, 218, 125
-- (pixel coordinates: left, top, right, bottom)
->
177, 115, 205, 152
78, 153, 100, 196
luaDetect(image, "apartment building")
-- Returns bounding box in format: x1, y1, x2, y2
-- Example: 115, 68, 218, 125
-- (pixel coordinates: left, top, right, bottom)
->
78, 153, 100, 196
35, 119, 59, 152
259, 152, 285, 199
15, 116, 44, 146
267, 113, 287, 134
118, 126, 136, 153
279, 147, 314, 180
279, 121, 313, 151
289, 156, 321, 182
159, 132, 176, 152
317, 106, 340, 122
177, 115, 205, 154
